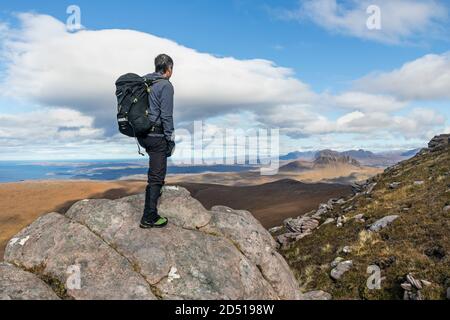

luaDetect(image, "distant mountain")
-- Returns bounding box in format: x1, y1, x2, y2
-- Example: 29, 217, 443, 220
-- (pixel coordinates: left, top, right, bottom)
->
279, 160, 312, 172
280, 151, 316, 161
314, 150, 361, 167
342, 149, 376, 159
400, 148, 421, 157
280, 147, 423, 169
280, 149, 378, 162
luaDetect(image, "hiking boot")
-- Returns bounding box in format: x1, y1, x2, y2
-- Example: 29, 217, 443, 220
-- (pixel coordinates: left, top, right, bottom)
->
140, 216, 168, 229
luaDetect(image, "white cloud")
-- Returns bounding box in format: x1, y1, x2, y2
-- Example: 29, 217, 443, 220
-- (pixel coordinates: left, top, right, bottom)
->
253, 104, 333, 138
251, 89, 440, 139
259, 107, 446, 140
356, 52, 450, 100
0, 107, 145, 160
0, 13, 447, 159
334, 108, 445, 138
0, 13, 316, 136
273, 0, 448, 44
0, 107, 103, 144
330, 91, 407, 112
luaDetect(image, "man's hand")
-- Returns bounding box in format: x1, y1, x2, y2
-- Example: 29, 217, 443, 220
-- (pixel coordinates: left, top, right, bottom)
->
166, 140, 175, 158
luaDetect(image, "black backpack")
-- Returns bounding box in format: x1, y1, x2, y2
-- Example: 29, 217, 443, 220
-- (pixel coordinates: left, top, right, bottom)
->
115, 73, 160, 155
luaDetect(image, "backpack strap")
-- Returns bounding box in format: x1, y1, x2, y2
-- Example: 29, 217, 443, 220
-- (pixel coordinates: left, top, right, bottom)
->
142, 78, 165, 132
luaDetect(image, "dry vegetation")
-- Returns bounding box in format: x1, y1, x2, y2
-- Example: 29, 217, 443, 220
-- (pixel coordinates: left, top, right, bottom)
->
282, 146, 450, 299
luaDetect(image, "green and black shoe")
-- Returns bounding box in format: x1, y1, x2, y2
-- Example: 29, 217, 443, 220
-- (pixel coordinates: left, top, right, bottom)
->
140, 216, 168, 229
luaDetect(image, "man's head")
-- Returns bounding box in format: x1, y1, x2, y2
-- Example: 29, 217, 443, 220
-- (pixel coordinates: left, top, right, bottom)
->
155, 54, 174, 79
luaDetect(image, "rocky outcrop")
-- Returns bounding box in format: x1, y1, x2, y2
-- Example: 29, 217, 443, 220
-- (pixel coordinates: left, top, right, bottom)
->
2, 186, 301, 300
202, 206, 301, 300
428, 134, 450, 152
284, 216, 319, 234
4, 213, 156, 300
276, 216, 319, 248
274, 197, 349, 248
314, 150, 361, 167
401, 273, 432, 300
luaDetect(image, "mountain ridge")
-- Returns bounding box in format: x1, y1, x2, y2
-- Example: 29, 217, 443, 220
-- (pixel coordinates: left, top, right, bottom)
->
314, 150, 361, 167
280, 148, 420, 167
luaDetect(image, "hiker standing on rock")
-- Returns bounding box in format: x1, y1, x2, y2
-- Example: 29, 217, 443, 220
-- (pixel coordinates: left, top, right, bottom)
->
115, 54, 175, 228
137, 54, 176, 228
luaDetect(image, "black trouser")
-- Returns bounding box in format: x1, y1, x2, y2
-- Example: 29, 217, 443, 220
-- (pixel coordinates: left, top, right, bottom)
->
138, 135, 167, 222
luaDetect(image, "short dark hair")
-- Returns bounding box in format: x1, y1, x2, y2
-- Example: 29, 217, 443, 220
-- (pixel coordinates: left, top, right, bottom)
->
155, 54, 174, 73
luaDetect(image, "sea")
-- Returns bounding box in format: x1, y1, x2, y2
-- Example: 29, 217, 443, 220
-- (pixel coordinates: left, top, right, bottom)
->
0, 160, 253, 183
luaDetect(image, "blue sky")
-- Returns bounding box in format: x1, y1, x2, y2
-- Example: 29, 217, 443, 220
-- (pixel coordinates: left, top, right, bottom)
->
0, 0, 449, 160
1, 0, 447, 90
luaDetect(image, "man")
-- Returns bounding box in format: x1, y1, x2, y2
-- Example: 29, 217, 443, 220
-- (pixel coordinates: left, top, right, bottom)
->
138, 54, 175, 229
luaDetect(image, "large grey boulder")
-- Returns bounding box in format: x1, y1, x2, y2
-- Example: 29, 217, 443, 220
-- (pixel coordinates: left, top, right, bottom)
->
157, 186, 212, 229
428, 134, 450, 151
0, 263, 59, 300
4, 213, 156, 300
204, 206, 302, 300
2, 186, 300, 300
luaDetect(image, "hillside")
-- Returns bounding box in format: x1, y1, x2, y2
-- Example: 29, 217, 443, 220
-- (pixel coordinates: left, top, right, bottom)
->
168, 161, 383, 187
279, 160, 312, 172
178, 179, 352, 228
277, 134, 450, 300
